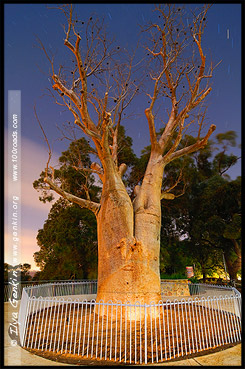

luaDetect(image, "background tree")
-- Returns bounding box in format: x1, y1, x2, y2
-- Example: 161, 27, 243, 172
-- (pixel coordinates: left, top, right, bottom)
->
223, 211, 241, 281
156, 130, 241, 282
4, 263, 32, 282
36, 4, 216, 304
184, 130, 241, 282
34, 136, 100, 203
34, 198, 98, 280
4, 263, 9, 282
20, 263, 33, 281
184, 176, 241, 282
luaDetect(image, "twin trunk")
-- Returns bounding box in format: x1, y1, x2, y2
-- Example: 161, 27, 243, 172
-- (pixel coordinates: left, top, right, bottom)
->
96, 153, 164, 305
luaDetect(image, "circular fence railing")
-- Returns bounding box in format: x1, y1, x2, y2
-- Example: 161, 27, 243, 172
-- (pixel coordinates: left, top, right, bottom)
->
17, 281, 241, 365
4, 279, 98, 302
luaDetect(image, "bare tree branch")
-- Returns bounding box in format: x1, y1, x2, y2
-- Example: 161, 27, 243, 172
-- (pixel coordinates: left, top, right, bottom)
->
34, 105, 52, 178
161, 169, 183, 200
44, 176, 100, 215
142, 5, 216, 163
163, 124, 216, 163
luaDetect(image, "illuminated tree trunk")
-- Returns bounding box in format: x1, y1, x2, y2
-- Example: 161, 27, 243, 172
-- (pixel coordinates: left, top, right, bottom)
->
96, 152, 163, 304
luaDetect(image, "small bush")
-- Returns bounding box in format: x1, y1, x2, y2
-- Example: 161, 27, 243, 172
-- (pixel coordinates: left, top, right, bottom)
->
161, 272, 186, 280
188, 276, 199, 284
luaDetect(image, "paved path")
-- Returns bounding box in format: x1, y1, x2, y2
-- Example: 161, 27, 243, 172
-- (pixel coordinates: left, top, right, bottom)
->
4, 302, 241, 366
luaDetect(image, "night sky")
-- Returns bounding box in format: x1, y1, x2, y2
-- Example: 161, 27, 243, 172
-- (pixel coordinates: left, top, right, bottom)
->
4, 4, 241, 269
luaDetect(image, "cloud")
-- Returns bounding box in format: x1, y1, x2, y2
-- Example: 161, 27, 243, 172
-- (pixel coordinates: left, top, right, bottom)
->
5, 134, 59, 213
5, 134, 61, 269
4, 134, 100, 269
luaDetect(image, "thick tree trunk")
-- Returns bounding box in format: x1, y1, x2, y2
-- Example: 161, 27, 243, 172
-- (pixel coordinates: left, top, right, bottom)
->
224, 241, 241, 282
96, 152, 163, 305
133, 152, 164, 303
202, 269, 207, 283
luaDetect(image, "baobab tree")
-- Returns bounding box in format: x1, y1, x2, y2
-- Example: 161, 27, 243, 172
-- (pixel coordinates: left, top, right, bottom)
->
37, 4, 216, 304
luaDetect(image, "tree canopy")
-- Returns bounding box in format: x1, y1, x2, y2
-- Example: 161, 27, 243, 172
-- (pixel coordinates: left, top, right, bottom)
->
34, 198, 98, 280
34, 128, 241, 282
158, 131, 241, 281
4, 263, 32, 282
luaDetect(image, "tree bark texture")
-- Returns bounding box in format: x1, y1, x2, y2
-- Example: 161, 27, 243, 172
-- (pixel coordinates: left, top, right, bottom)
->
96, 152, 164, 305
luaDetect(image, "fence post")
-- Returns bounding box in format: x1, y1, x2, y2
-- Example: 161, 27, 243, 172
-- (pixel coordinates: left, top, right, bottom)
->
144, 304, 147, 364
18, 288, 29, 346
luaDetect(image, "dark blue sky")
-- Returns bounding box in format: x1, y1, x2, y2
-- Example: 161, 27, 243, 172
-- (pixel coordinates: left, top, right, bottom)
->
5, 4, 241, 163
4, 3, 241, 268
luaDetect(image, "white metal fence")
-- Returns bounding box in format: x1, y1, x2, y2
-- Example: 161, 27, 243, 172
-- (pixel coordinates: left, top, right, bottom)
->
17, 281, 241, 365
24, 280, 98, 298
4, 279, 97, 302
5, 279, 239, 302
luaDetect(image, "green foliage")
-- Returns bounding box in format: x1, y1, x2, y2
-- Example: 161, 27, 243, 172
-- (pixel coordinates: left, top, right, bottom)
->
31, 271, 42, 281
212, 153, 238, 175
212, 131, 239, 176
34, 127, 136, 202
114, 125, 137, 168
127, 145, 151, 191
33, 137, 99, 203
4, 263, 32, 282
188, 276, 199, 284
34, 198, 98, 280
158, 130, 241, 280
160, 272, 187, 280
160, 237, 193, 277
56, 138, 102, 201
33, 126, 137, 280
223, 213, 241, 240
4, 263, 9, 282
181, 173, 241, 280
216, 130, 237, 147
